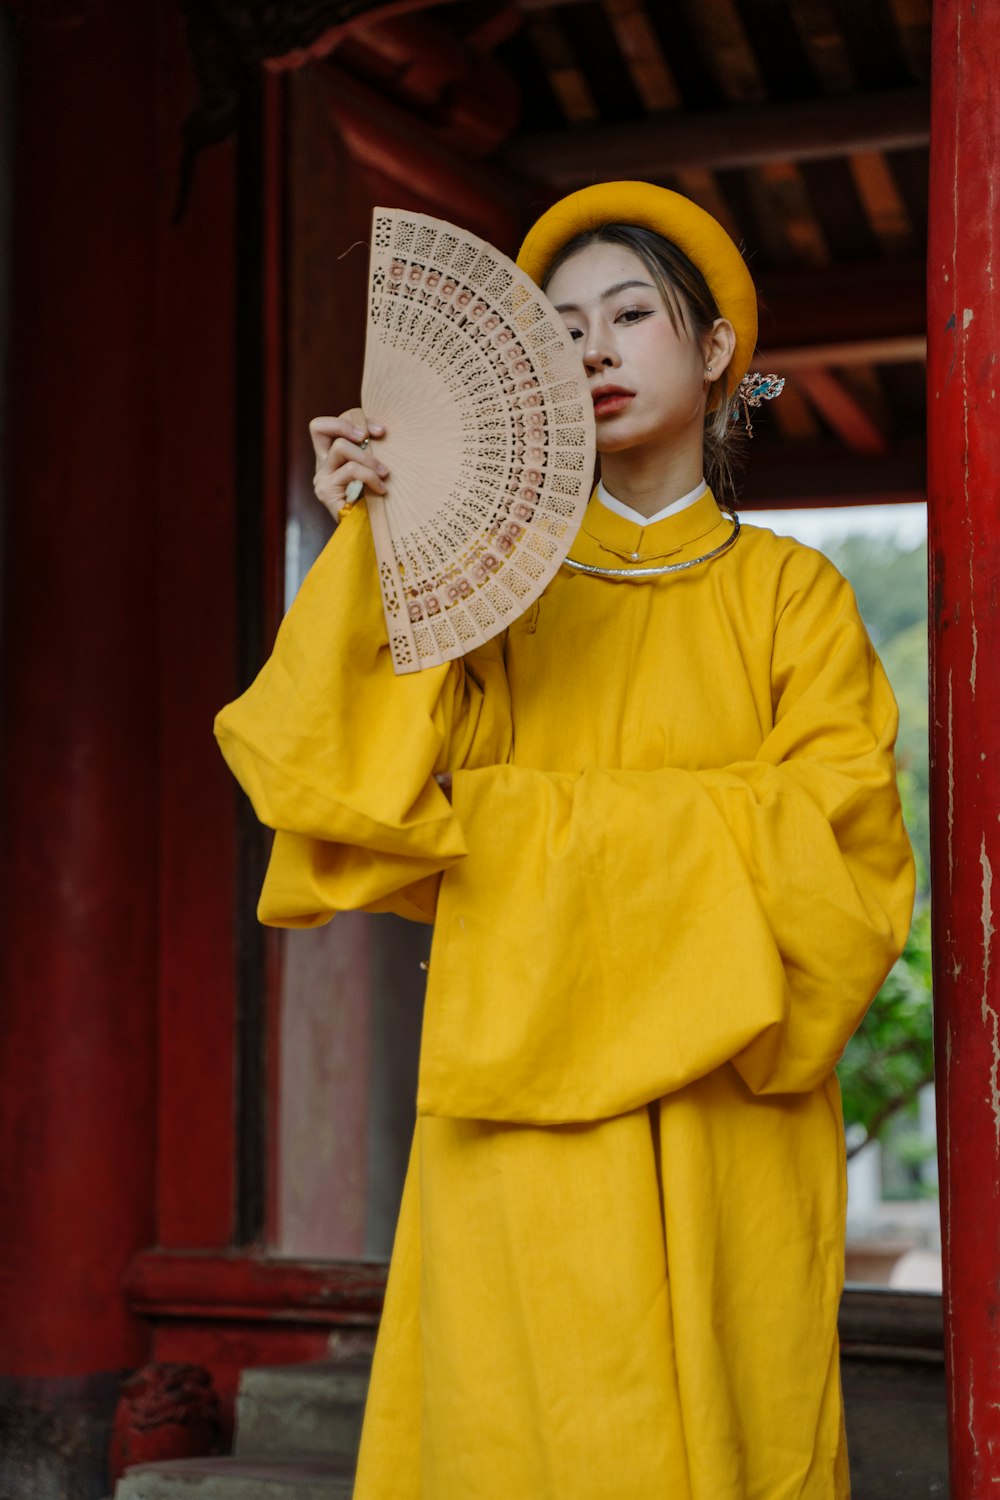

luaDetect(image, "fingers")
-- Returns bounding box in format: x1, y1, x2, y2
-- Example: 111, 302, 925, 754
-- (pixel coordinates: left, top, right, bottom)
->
328, 434, 388, 479
309, 410, 386, 465
313, 455, 388, 520
310, 409, 389, 519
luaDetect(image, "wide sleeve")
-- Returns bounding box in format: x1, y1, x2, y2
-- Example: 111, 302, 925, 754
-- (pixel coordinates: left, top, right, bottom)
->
213, 503, 512, 926
416, 549, 916, 1122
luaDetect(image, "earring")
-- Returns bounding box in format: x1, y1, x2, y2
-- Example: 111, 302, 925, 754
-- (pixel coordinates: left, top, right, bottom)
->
706, 363, 714, 372
731, 372, 785, 438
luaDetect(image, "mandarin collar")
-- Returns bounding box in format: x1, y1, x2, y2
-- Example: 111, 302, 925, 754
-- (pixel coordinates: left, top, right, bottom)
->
576, 486, 730, 565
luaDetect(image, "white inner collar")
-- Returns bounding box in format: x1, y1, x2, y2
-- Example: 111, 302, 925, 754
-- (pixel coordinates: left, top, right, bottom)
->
597, 477, 707, 526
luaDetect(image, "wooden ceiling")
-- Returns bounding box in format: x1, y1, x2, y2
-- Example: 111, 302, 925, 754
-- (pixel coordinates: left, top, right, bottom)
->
323, 0, 931, 508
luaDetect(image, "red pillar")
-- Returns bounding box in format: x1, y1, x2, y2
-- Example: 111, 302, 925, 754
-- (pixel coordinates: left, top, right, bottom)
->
0, 0, 161, 1380
927, 1, 1000, 1491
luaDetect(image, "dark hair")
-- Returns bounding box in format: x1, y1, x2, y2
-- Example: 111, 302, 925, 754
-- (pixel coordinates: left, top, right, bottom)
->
541, 223, 744, 501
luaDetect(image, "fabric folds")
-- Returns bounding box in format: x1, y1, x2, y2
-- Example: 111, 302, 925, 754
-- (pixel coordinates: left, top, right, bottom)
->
215, 487, 915, 1500
214, 503, 511, 923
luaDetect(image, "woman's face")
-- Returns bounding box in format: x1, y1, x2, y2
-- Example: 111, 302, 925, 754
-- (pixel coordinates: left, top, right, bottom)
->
545, 241, 711, 455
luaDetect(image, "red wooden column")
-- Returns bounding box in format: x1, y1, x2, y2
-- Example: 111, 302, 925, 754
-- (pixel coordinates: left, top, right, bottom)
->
0, 3, 241, 1478
0, 0, 160, 1384
927, 0, 1000, 1490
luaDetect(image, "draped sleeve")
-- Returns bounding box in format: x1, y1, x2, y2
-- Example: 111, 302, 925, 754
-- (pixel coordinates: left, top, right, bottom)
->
416, 544, 915, 1121
213, 503, 512, 926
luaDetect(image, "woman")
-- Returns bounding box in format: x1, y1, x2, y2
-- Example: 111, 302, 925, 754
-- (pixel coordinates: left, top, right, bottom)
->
216, 182, 915, 1499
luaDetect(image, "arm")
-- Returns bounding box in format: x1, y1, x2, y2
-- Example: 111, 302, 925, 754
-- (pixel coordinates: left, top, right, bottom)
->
417, 550, 916, 1122
214, 500, 512, 926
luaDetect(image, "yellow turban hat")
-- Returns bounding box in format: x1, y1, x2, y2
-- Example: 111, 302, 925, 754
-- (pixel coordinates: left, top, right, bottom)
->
516, 181, 758, 393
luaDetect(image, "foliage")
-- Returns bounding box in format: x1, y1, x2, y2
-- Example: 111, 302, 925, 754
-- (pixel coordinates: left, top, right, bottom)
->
824, 531, 930, 897
880, 629, 930, 893
837, 904, 934, 1158
823, 532, 927, 650
821, 526, 934, 1161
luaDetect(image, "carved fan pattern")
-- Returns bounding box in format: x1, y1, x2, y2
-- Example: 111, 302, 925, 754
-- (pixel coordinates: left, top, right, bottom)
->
359, 209, 596, 673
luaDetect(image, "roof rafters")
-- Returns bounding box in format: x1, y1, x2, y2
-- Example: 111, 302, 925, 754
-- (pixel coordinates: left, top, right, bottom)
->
791, 368, 890, 455
501, 85, 930, 184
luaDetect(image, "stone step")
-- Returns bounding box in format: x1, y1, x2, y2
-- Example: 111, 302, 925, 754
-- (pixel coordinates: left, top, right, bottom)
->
115, 1455, 355, 1500
234, 1355, 371, 1459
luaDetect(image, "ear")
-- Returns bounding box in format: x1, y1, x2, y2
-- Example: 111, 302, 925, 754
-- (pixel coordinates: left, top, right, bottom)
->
702, 318, 737, 386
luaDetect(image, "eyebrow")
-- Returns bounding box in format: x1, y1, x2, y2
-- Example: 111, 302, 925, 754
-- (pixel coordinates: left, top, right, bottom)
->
553, 279, 657, 314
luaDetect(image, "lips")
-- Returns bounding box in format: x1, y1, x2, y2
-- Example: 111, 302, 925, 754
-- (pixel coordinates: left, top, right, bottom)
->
591, 385, 635, 418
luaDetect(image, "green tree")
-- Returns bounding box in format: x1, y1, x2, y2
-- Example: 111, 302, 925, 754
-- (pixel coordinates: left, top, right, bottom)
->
819, 528, 934, 1159
837, 904, 934, 1158
824, 533, 927, 649
824, 532, 929, 896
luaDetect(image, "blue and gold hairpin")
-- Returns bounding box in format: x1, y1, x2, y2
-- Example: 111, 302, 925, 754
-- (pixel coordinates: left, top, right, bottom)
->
732, 372, 785, 437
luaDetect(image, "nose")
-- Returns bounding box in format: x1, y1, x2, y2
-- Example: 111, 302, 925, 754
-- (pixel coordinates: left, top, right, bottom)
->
582, 334, 620, 373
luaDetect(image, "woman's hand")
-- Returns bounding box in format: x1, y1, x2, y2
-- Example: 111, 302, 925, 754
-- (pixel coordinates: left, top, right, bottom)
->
310, 408, 389, 520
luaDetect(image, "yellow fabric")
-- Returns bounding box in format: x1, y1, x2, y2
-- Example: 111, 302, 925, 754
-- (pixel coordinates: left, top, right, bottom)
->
515, 181, 759, 391
215, 515, 510, 926
215, 492, 914, 1500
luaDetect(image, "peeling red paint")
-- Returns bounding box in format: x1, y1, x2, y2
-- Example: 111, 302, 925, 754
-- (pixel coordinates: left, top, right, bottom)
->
928, 0, 1000, 1492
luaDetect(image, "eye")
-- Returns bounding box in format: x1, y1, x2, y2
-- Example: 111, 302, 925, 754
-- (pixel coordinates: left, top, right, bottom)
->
616, 306, 652, 325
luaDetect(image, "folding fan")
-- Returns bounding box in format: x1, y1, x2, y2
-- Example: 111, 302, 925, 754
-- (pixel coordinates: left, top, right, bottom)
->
354, 208, 596, 674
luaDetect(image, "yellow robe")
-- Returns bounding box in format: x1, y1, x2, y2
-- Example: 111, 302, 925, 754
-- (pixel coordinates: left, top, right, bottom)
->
215, 490, 915, 1500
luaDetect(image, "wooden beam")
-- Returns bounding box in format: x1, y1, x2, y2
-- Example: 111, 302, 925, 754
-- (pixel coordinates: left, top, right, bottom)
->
760, 335, 926, 369
501, 85, 930, 184
466, 3, 523, 52
736, 437, 925, 507
343, 10, 521, 153
600, 0, 679, 112
525, 11, 597, 122
849, 150, 913, 253
791, 368, 890, 454
599, 0, 741, 240
757, 258, 926, 351
317, 67, 529, 246
260, 0, 467, 70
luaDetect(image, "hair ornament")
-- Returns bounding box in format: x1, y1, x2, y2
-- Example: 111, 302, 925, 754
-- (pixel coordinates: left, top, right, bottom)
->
732, 372, 785, 437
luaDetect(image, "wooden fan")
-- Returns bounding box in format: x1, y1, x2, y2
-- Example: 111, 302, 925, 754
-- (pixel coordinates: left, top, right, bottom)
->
355, 208, 596, 674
